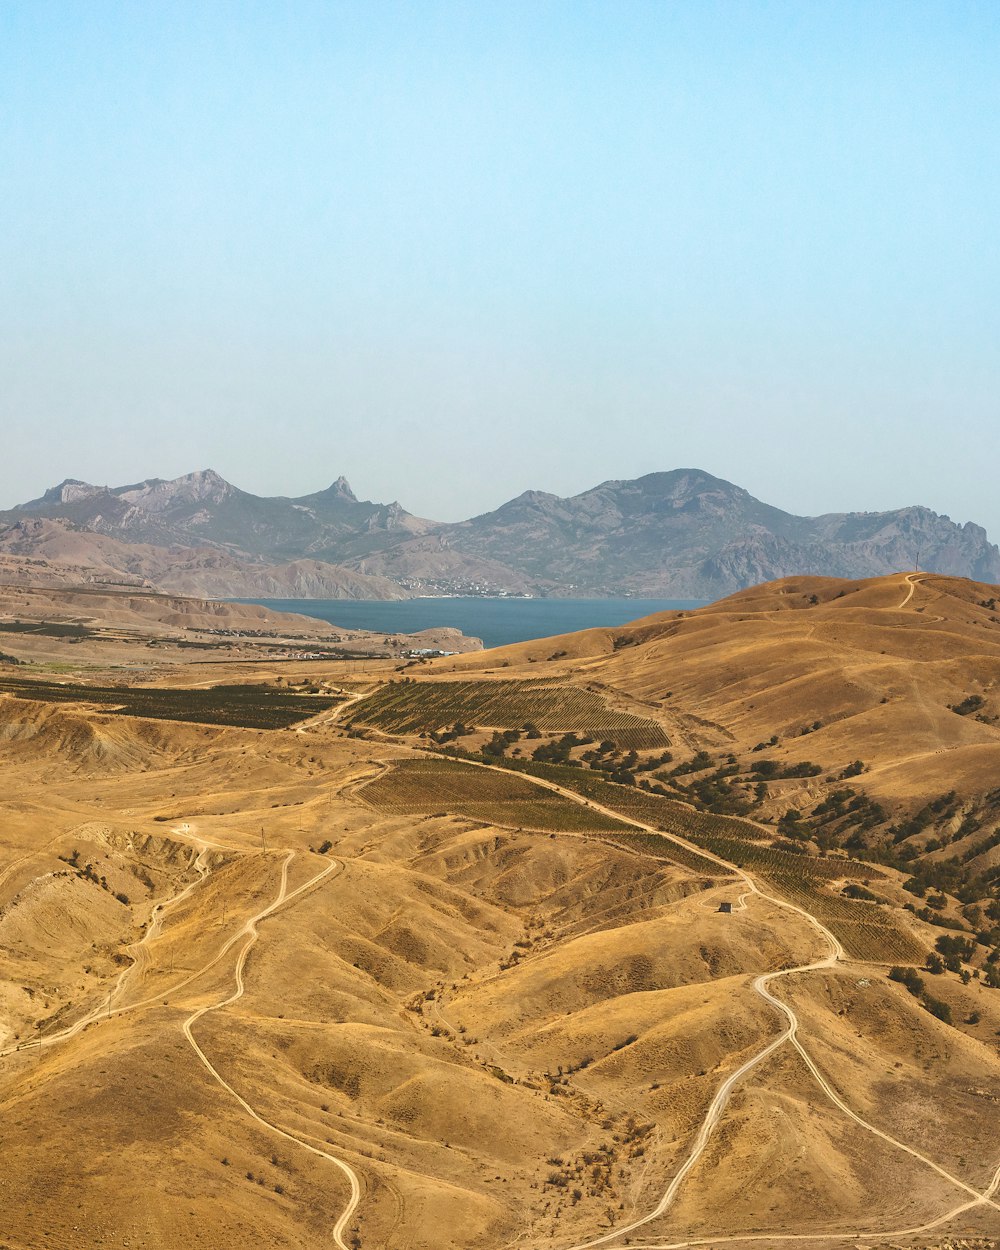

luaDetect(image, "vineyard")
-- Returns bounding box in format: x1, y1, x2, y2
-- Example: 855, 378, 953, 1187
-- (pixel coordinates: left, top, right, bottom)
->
520, 767, 879, 877
597, 830, 736, 878
503, 764, 926, 964
346, 679, 669, 748
765, 874, 927, 963
0, 677, 341, 730
358, 759, 634, 833
362, 754, 927, 964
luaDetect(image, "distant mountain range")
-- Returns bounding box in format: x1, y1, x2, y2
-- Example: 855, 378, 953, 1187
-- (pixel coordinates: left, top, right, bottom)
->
1, 467, 997, 599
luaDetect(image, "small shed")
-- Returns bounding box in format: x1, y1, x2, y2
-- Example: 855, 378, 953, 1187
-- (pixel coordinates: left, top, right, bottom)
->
718, 901, 733, 914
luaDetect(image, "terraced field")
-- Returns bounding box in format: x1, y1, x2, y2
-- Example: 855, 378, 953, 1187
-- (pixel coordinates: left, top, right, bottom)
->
346, 678, 669, 747
0, 677, 341, 729
358, 758, 634, 833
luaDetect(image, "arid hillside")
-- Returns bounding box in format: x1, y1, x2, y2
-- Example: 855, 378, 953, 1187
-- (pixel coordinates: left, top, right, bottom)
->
0, 579, 998, 1250
432, 575, 1000, 939
0, 581, 480, 666
445, 571, 1000, 803
0, 516, 410, 600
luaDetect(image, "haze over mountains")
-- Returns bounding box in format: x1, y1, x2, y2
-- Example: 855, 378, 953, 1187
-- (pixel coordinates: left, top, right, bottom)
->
2, 467, 998, 600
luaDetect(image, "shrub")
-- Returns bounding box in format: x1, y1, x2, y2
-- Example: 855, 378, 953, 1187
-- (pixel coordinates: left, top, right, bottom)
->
888, 966, 925, 996
842, 883, 879, 902
923, 996, 952, 1024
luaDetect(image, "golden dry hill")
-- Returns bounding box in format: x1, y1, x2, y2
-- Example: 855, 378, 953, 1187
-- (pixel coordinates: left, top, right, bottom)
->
444, 571, 1000, 802
0, 573, 998, 1250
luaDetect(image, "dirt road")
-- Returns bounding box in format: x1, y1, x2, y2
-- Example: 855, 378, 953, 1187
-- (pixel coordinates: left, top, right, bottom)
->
442, 759, 1000, 1249
182, 852, 362, 1250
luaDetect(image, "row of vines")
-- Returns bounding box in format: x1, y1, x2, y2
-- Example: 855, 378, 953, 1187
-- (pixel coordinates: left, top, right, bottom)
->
346, 679, 669, 748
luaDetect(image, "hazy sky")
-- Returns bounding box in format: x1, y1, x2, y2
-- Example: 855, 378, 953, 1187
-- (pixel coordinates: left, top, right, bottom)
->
2, 1, 999, 533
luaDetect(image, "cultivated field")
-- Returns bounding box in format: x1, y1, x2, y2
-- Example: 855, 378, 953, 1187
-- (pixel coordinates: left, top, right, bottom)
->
0, 676, 341, 729
359, 758, 634, 833
346, 678, 669, 747
518, 766, 928, 964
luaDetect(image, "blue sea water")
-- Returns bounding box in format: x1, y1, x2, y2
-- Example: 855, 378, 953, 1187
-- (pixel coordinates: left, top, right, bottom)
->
237, 597, 705, 651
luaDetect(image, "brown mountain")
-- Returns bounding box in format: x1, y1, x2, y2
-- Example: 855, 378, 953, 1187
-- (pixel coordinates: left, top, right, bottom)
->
0, 516, 409, 600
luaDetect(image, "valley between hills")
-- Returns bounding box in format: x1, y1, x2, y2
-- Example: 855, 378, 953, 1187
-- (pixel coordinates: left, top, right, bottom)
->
1, 573, 999, 1250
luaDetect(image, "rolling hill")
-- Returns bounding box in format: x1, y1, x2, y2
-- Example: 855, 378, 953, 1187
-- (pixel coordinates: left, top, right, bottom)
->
0, 572, 998, 1248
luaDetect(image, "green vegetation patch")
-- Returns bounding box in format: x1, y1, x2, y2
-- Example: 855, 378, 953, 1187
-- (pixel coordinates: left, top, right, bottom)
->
0, 621, 95, 638
347, 679, 668, 748
359, 758, 634, 833
0, 677, 340, 730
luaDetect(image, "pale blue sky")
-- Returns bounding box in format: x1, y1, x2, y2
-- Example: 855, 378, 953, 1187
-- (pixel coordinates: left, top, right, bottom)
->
2, 1, 998, 532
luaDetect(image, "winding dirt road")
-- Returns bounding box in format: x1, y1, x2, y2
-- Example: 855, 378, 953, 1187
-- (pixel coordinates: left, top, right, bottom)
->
182, 852, 362, 1250
1, 832, 362, 1250
898, 571, 923, 608
438, 759, 1000, 1250
0, 841, 214, 1060
5, 724, 997, 1248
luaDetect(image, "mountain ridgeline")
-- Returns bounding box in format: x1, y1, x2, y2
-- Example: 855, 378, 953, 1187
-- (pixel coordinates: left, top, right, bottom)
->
2, 467, 997, 599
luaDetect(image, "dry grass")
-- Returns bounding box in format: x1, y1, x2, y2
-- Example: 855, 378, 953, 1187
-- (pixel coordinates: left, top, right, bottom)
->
513, 768, 926, 964
1, 578, 998, 1249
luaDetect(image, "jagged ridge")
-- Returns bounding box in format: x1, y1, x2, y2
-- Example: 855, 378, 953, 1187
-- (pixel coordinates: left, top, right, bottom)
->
4, 467, 998, 598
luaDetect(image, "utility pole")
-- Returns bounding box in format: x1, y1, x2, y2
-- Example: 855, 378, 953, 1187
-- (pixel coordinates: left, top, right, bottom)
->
260, 825, 267, 852
107, 989, 112, 1020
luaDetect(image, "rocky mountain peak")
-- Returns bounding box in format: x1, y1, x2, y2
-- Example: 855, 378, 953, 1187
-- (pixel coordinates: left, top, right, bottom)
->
633, 468, 741, 500
35, 479, 106, 507
326, 476, 357, 502
116, 469, 234, 512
